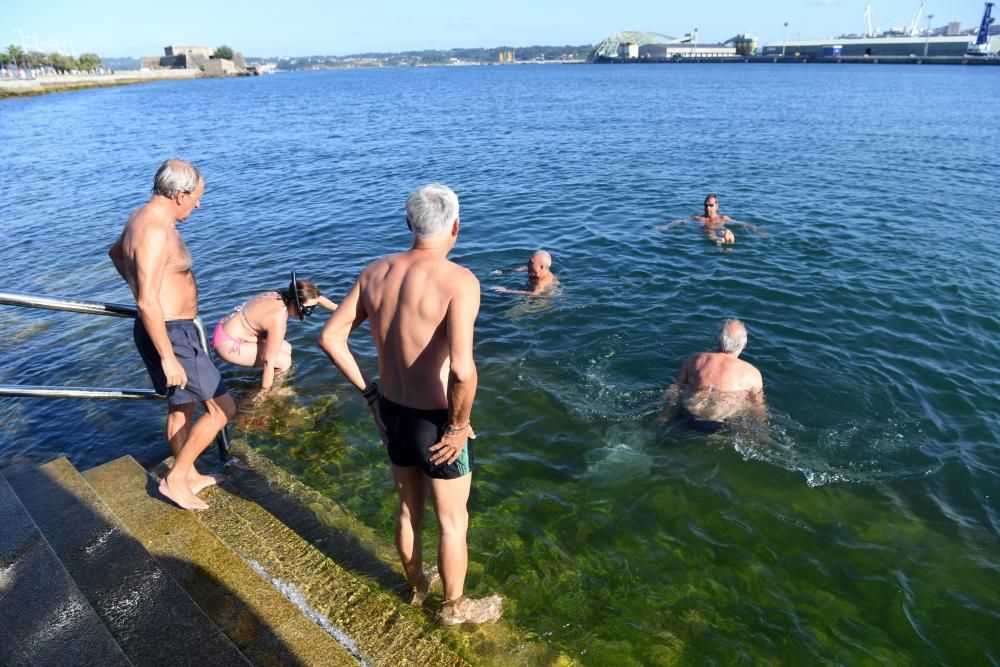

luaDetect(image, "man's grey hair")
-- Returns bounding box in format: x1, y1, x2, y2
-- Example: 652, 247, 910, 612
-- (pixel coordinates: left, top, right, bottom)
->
152, 159, 202, 198
717, 318, 747, 354
406, 183, 459, 240
532, 250, 552, 268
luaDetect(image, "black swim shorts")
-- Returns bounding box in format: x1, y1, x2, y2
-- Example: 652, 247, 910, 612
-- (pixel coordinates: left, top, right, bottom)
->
677, 405, 725, 434
379, 395, 473, 479
133, 319, 229, 406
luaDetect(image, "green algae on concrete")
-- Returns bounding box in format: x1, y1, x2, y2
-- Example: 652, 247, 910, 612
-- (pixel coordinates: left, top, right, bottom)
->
83, 455, 358, 667
222, 438, 577, 666
191, 472, 467, 667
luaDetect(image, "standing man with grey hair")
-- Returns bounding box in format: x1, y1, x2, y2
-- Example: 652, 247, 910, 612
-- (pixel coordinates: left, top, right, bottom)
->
109, 158, 236, 510
665, 318, 766, 431
318, 183, 501, 625
491, 249, 559, 295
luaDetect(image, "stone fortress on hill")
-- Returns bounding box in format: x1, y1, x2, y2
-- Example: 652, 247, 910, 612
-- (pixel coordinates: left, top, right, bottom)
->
141, 45, 248, 75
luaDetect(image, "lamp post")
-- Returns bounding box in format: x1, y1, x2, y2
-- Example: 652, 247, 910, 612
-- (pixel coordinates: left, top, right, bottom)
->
923, 14, 934, 58
782, 22, 789, 57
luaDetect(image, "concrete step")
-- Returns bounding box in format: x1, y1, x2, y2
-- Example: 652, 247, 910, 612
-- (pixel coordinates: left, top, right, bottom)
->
83, 455, 359, 667
184, 468, 467, 667
7, 457, 249, 667
216, 446, 569, 666
0, 474, 131, 667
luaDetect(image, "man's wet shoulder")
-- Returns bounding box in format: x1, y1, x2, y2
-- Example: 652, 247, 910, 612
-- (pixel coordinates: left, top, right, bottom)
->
446, 261, 480, 288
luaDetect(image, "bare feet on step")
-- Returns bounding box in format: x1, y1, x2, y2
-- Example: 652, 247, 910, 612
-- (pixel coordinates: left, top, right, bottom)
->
410, 566, 440, 607
437, 595, 503, 625
188, 472, 223, 495
159, 476, 209, 510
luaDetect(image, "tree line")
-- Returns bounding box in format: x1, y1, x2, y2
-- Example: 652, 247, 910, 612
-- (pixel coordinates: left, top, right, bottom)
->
3, 44, 103, 73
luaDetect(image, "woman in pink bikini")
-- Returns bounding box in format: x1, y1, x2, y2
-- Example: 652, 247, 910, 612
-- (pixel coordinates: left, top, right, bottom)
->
212, 272, 337, 391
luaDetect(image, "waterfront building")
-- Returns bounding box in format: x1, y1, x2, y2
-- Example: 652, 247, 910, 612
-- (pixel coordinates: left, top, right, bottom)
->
618, 42, 639, 59
762, 33, 999, 58
639, 43, 737, 59
589, 31, 676, 61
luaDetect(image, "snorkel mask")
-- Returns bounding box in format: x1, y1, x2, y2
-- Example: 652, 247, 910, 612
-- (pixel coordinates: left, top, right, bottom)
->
289, 270, 313, 320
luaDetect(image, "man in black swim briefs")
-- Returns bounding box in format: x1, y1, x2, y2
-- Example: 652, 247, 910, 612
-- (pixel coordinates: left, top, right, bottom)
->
109, 159, 236, 511
319, 183, 501, 625
379, 397, 473, 479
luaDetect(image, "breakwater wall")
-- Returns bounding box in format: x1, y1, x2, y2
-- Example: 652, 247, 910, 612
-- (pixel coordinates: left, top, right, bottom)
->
0, 69, 205, 99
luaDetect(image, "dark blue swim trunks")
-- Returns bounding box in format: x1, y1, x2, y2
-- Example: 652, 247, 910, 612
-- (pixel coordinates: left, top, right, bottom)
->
677, 405, 725, 434
379, 396, 473, 479
133, 319, 229, 406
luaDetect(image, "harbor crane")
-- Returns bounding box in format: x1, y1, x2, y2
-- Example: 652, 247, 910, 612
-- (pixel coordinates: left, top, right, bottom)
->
906, 0, 926, 36
968, 2, 995, 55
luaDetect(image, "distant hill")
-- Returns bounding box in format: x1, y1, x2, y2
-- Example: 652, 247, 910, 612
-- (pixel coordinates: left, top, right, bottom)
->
100, 57, 141, 71
248, 44, 593, 69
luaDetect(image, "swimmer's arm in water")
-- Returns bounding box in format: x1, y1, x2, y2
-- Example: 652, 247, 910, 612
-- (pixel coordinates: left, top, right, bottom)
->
654, 219, 686, 232
492, 283, 555, 296
733, 220, 767, 236
490, 264, 528, 276
316, 295, 339, 312
492, 286, 528, 294
748, 388, 769, 423
656, 382, 682, 424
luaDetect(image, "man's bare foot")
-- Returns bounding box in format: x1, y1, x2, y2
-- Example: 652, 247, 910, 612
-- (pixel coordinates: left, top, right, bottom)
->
159, 476, 209, 511
410, 566, 440, 607
188, 472, 223, 495
437, 595, 503, 625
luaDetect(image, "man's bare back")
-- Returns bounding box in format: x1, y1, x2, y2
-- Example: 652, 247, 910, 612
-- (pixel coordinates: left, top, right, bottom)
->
679, 351, 761, 394
360, 250, 479, 410
668, 319, 766, 424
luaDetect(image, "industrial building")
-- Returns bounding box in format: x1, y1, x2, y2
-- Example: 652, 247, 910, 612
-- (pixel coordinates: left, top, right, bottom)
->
761, 34, 996, 58
638, 43, 737, 59
762, 3, 999, 58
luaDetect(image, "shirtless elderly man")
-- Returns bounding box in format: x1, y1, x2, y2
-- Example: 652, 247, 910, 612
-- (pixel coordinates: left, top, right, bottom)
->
109, 159, 236, 510
319, 183, 501, 625
666, 319, 766, 431
491, 250, 559, 295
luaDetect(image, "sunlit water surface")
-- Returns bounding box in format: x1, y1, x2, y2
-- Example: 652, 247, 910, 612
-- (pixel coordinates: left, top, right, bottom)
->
2, 64, 998, 663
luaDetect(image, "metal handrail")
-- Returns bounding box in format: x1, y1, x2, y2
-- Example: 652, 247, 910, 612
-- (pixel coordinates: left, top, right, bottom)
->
0, 290, 230, 461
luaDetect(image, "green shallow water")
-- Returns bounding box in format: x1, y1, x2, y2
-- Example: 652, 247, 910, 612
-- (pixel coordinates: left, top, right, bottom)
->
2, 64, 999, 663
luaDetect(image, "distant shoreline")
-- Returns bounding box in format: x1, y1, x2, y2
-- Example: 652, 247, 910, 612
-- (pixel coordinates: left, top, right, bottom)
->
0, 70, 205, 100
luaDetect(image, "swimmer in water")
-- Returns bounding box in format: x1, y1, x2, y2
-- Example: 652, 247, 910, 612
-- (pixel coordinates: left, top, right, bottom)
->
657, 193, 765, 241
662, 318, 767, 431
491, 250, 560, 296
693, 193, 736, 245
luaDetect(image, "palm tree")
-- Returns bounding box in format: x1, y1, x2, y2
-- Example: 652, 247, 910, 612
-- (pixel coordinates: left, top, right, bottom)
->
6, 44, 24, 71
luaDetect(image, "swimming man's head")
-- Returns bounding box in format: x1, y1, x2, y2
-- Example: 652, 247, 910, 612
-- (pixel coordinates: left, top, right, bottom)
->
716, 318, 747, 356
704, 193, 719, 213
528, 250, 552, 279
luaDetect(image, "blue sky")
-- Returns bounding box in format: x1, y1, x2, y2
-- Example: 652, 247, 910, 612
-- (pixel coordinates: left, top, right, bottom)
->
1, 0, 982, 58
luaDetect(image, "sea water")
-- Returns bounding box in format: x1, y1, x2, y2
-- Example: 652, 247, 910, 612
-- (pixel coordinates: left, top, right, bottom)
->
1, 63, 998, 663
